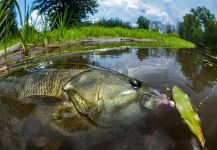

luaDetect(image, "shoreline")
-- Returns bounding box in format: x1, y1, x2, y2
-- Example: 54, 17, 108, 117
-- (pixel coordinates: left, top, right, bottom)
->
0, 37, 194, 59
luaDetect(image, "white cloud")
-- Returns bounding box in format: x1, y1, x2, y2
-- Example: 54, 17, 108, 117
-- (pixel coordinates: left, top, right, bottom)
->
30, 10, 40, 23
18, 0, 217, 26
142, 4, 169, 19
91, 0, 217, 25
163, 0, 172, 3
128, 2, 139, 9
29, 10, 47, 31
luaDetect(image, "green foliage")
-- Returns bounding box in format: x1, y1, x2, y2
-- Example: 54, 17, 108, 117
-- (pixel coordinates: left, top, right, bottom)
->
191, 7, 215, 27
178, 14, 199, 43
172, 86, 206, 149
14, 0, 37, 56
178, 6, 217, 49
204, 20, 217, 46
92, 18, 132, 28
38, 12, 50, 45
0, 26, 195, 51
0, 1, 16, 59
2, 16, 14, 59
44, 26, 194, 47
0, 4, 6, 42
136, 16, 150, 29
0, 0, 17, 38
33, 0, 98, 28
52, 8, 69, 38
165, 23, 176, 34
0, 38, 19, 50
168, 32, 179, 37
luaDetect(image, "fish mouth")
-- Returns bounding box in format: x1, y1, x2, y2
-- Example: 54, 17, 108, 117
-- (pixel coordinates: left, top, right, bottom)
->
142, 88, 176, 111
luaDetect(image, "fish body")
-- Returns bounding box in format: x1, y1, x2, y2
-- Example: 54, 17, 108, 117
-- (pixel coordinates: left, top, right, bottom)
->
0, 64, 170, 149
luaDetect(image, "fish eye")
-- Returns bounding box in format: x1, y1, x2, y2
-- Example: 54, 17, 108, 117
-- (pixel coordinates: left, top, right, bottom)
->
129, 78, 142, 89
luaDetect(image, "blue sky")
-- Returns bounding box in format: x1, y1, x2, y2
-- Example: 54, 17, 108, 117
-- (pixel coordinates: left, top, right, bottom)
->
17, 0, 217, 25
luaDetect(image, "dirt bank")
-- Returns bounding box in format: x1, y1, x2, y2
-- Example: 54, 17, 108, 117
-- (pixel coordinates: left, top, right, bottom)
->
0, 37, 159, 58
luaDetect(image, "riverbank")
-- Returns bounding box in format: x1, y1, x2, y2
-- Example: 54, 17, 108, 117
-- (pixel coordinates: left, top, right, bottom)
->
0, 37, 194, 58
0, 26, 195, 51
0, 26, 195, 69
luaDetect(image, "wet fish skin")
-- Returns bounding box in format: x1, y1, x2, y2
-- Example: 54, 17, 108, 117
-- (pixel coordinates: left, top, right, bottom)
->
0, 68, 88, 100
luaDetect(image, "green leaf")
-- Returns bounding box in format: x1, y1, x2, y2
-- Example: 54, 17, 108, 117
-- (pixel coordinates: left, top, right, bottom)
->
172, 86, 205, 149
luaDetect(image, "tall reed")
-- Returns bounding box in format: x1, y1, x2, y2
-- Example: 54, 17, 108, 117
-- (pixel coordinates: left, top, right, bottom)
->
0, 4, 13, 58
14, 0, 33, 56
0, 5, 14, 70
40, 13, 50, 45
0, 4, 7, 44
3, 18, 14, 59
53, 8, 69, 39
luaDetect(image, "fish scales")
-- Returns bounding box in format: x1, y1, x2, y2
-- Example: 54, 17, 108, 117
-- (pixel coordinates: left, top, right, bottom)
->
0, 69, 88, 100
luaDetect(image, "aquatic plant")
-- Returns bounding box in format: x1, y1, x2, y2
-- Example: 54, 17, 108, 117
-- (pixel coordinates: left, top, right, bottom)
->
53, 8, 69, 39
2, 17, 14, 59
0, 5, 7, 47
0, 5, 7, 37
172, 86, 206, 149
0, 4, 18, 50
0, 0, 18, 37
39, 13, 50, 45
0, 4, 14, 60
14, 0, 33, 56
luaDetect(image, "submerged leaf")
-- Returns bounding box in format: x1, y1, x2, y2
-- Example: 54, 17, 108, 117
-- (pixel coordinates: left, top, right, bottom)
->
172, 86, 205, 149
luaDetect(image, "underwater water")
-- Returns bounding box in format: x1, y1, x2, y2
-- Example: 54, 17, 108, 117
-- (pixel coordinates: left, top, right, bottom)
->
0, 47, 217, 150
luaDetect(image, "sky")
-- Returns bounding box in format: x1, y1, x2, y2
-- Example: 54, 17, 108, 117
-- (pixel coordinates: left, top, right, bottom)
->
17, 0, 217, 25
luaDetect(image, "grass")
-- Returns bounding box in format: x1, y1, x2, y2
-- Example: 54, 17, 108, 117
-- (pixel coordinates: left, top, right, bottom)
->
47, 26, 195, 45
0, 26, 195, 51
0, 38, 19, 50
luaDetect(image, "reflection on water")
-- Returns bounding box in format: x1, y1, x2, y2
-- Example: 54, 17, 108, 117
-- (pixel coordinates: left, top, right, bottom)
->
0, 47, 217, 150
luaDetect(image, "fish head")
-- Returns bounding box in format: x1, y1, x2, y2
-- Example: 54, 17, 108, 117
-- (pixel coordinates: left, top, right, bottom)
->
63, 68, 174, 127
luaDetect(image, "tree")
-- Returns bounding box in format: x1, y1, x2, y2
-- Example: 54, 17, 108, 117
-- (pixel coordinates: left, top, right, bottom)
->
149, 21, 160, 32
136, 16, 150, 29
0, 0, 17, 39
94, 18, 132, 28
33, 0, 99, 28
191, 7, 215, 28
164, 23, 175, 34
204, 20, 217, 53
178, 7, 216, 47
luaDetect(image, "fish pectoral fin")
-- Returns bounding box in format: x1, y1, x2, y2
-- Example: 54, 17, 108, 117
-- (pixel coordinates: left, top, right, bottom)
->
23, 95, 63, 106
